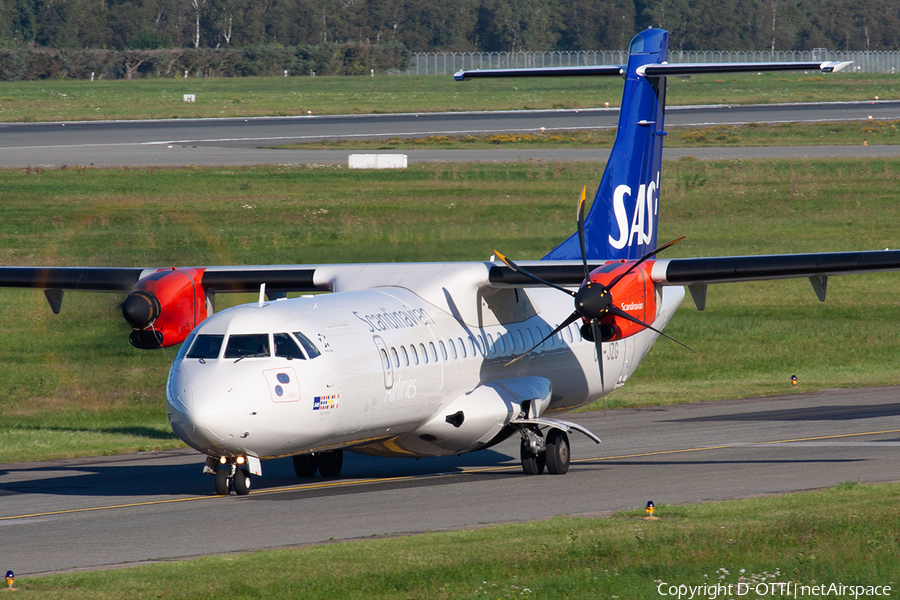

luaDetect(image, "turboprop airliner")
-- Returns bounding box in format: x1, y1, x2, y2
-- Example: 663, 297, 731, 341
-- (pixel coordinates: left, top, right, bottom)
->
3, 28, 900, 496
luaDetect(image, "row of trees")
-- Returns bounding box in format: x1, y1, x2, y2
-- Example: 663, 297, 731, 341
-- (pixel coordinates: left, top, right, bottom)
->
0, 43, 410, 80
1, 0, 898, 53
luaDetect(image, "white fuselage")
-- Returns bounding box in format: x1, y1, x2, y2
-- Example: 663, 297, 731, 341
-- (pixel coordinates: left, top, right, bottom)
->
165, 264, 684, 462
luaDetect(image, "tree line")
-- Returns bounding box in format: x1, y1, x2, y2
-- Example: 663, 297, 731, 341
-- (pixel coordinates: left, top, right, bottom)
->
1, 0, 897, 54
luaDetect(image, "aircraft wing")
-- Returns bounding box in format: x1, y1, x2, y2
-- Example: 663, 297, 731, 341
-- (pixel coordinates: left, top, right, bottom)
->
648, 250, 900, 310
0, 266, 325, 295
0, 267, 148, 292
650, 250, 900, 285
487, 250, 900, 286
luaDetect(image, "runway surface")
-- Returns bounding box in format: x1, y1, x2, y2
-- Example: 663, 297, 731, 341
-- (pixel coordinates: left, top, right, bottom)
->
1, 101, 899, 167
2, 386, 899, 575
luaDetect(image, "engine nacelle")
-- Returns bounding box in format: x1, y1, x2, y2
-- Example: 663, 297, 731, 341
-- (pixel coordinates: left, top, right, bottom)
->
586, 260, 657, 342
122, 268, 209, 349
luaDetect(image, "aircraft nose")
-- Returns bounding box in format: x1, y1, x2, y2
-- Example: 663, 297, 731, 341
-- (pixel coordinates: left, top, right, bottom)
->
166, 370, 234, 455
167, 395, 218, 455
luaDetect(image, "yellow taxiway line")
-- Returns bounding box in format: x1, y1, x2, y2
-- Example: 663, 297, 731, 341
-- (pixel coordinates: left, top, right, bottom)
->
3, 428, 899, 522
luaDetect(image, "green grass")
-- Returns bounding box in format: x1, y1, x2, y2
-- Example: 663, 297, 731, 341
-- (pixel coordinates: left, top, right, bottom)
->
18, 481, 900, 598
1, 159, 900, 462
0, 71, 896, 122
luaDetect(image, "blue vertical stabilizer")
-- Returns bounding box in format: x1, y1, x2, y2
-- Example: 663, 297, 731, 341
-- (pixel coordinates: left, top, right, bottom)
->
543, 29, 669, 262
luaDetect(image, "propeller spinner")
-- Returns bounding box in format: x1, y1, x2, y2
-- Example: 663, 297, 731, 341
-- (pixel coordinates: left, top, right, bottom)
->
495, 186, 693, 399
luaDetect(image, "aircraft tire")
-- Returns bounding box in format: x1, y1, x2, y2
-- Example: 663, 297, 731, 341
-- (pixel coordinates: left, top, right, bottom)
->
215, 466, 231, 496
233, 469, 251, 496
292, 454, 318, 478
317, 450, 343, 478
545, 429, 570, 475
520, 438, 546, 475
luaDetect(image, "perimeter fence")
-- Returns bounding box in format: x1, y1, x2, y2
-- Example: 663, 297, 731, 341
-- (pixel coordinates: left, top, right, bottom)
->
406, 49, 900, 75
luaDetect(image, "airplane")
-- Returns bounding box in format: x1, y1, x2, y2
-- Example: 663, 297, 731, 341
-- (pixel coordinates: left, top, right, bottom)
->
3, 28, 900, 496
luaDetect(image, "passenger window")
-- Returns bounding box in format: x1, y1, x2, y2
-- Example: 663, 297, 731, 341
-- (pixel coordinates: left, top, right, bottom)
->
515, 330, 525, 351
458, 338, 467, 358
274, 332, 306, 359
224, 333, 270, 359
525, 329, 535, 350
497, 333, 506, 354
391, 347, 400, 368
410, 345, 419, 365
293, 332, 321, 358
419, 343, 428, 364
380, 349, 389, 369
186, 334, 224, 360
439, 340, 447, 361
448, 338, 458, 359
468, 336, 476, 356
547, 326, 555, 347
565, 324, 574, 343
429, 342, 437, 362
486, 334, 494, 355
401, 346, 409, 366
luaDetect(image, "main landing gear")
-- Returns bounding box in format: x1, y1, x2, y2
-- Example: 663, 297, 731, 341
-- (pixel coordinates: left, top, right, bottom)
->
292, 450, 343, 478
519, 427, 570, 475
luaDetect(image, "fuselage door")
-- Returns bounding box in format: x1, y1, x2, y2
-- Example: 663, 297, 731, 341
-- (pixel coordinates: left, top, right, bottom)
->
372, 335, 393, 389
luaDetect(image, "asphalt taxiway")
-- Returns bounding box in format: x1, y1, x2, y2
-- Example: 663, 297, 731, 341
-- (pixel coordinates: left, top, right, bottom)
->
2, 386, 899, 575
1, 101, 899, 167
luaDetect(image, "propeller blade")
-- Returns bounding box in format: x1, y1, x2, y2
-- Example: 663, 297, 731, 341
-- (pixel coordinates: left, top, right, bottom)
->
606, 236, 686, 291
576, 186, 590, 281
506, 312, 581, 366
493, 250, 576, 297
590, 319, 605, 397
608, 306, 695, 352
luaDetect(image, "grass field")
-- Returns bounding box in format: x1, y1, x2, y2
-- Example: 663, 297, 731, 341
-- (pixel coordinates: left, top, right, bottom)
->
1, 158, 900, 462
17, 481, 900, 598
0, 71, 897, 122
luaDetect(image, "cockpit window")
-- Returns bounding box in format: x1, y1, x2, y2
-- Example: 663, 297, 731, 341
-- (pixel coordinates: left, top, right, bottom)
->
224, 334, 270, 359
274, 333, 306, 360
293, 332, 321, 359
186, 334, 224, 360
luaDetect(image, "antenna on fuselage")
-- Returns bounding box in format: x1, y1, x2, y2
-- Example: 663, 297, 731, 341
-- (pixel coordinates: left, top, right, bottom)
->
258, 283, 266, 307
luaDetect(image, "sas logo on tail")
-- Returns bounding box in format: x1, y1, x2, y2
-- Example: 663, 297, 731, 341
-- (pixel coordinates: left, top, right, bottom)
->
608, 174, 659, 250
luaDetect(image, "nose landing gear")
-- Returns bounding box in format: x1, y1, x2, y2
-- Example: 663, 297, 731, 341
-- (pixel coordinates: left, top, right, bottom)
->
210, 457, 252, 496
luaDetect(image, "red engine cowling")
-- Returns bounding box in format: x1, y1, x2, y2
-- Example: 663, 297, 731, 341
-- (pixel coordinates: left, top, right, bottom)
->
585, 260, 657, 342
122, 268, 208, 349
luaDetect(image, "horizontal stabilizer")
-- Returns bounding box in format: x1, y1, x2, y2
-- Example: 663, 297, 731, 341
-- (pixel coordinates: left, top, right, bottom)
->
454, 65, 624, 81
638, 61, 853, 77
